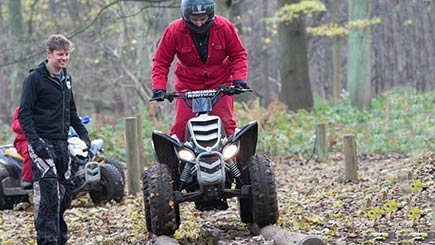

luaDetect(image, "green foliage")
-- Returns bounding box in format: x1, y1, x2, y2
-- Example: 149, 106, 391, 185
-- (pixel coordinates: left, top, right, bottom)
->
307, 18, 382, 37
266, 0, 326, 24
1, 88, 435, 162
265, 0, 381, 38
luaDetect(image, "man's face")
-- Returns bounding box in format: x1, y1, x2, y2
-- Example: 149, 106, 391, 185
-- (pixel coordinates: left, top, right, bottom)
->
189, 15, 209, 27
46, 49, 70, 71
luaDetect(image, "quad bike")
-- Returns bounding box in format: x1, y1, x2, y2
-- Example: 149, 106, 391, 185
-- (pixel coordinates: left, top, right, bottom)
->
0, 145, 30, 209
142, 86, 279, 236
0, 123, 125, 210
67, 135, 125, 205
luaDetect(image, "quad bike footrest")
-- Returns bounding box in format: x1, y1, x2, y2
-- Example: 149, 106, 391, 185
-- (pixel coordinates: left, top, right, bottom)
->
2, 177, 31, 196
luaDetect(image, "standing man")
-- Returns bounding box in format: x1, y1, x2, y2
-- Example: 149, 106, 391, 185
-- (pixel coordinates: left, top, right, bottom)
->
151, 0, 249, 141
18, 34, 90, 245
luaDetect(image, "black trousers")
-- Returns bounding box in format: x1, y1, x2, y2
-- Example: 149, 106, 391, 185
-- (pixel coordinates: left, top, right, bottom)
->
29, 139, 73, 245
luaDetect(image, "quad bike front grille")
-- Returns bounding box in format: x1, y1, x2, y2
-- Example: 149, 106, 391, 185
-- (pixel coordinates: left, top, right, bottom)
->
199, 155, 221, 174
196, 153, 226, 189
187, 115, 222, 150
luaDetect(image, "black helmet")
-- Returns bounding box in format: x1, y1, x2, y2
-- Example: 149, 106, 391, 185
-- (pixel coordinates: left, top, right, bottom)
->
181, 0, 215, 34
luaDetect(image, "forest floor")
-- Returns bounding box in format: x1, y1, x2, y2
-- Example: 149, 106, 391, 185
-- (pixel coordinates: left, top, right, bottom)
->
0, 152, 434, 244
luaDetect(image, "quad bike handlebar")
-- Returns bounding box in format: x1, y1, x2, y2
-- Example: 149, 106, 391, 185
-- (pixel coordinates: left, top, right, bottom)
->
150, 85, 253, 103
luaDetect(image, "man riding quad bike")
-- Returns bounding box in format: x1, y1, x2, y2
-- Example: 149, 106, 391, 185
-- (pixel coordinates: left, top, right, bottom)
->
142, 86, 279, 236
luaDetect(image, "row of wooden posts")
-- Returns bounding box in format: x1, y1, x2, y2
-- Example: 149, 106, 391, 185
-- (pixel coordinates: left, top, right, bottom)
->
123, 118, 360, 195
316, 123, 359, 181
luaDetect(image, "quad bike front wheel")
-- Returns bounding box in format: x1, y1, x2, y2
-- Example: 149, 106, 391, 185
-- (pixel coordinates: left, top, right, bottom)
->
239, 154, 279, 227
104, 157, 125, 183
142, 164, 180, 236
142, 169, 152, 232
89, 164, 124, 205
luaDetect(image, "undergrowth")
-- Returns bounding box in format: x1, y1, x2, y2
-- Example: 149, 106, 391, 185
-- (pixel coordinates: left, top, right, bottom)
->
1, 88, 434, 163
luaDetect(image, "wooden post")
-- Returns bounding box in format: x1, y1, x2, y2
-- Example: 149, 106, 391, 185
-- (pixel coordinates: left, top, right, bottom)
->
315, 123, 328, 162
136, 114, 145, 172
125, 117, 140, 195
343, 134, 358, 181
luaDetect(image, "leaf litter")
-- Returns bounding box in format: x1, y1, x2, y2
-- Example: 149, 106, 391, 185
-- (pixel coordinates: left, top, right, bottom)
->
0, 152, 434, 244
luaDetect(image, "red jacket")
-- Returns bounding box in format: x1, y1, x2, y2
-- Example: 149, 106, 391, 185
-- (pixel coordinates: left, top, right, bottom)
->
152, 15, 248, 91
11, 107, 27, 148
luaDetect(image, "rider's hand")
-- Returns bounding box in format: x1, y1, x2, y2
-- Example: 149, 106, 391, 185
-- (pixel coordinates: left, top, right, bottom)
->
31, 138, 55, 159
231, 80, 250, 94
233, 80, 249, 90
151, 89, 166, 102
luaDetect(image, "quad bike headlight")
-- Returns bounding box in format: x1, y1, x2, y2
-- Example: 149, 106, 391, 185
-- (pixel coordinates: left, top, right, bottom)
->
222, 142, 239, 160
177, 148, 195, 161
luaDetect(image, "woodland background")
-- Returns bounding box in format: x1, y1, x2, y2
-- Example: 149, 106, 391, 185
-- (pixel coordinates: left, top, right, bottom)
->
1, 1, 435, 243
0, 0, 434, 126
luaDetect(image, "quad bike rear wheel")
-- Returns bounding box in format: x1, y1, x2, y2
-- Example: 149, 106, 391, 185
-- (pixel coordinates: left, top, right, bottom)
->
142, 164, 180, 236
239, 154, 279, 227
89, 164, 124, 205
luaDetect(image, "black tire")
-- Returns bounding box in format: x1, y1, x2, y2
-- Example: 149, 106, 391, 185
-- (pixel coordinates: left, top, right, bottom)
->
238, 198, 254, 223
103, 158, 125, 202
238, 162, 254, 223
104, 158, 125, 183
142, 164, 179, 236
89, 164, 124, 205
0, 167, 28, 210
142, 170, 152, 232
247, 154, 279, 227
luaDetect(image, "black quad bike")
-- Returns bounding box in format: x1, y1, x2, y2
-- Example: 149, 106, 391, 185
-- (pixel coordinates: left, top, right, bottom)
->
0, 136, 124, 210
142, 86, 279, 236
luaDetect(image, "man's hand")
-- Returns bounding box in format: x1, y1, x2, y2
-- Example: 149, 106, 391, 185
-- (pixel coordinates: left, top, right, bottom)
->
230, 80, 250, 94
232, 80, 249, 90
81, 137, 91, 149
151, 89, 166, 102
31, 138, 55, 159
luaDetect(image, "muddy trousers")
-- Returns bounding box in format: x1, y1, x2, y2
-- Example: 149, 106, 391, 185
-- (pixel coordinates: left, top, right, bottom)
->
29, 139, 73, 245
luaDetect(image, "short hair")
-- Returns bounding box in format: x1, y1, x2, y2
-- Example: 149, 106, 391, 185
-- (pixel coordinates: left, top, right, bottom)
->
46, 34, 74, 52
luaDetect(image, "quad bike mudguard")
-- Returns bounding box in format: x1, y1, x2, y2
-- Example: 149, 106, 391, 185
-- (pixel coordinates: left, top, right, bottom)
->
232, 121, 258, 163
152, 131, 182, 171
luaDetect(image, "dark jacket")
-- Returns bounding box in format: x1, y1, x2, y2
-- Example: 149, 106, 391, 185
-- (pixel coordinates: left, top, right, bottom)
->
18, 61, 88, 143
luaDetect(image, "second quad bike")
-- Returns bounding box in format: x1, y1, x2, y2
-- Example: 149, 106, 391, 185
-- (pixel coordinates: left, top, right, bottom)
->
142, 86, 279, 236
0, 120, 125, 210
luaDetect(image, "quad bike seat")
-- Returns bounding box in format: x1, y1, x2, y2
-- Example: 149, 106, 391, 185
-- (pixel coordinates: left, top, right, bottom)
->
4, 148, 24, 161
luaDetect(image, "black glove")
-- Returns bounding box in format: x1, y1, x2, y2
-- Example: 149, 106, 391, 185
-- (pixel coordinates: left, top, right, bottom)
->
81, 136, 91, 149
151, 89, 166, 102
232, 80, 249, 90
31, 138, 55, 159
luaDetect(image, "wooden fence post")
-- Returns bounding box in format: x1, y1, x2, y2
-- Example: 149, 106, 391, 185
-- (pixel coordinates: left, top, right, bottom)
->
343, 134, 358, 181
125, 117, 140, 195
316, 123, 328, 162
136, 114, 145, 172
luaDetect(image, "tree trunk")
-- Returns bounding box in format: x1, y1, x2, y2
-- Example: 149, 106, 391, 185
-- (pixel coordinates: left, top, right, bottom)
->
347, 0, 371, 110
278, 0, 313, 112
7, 0, 24, 110
259, 225, 325, 245
261, 0, 271, 107
215, 0, 231, 18
331, 0, 342, 105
